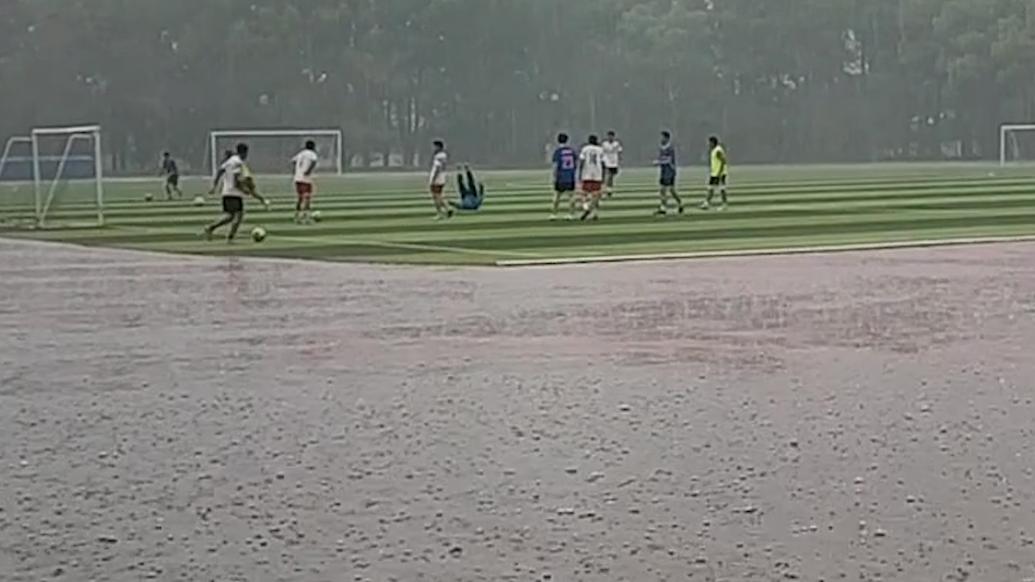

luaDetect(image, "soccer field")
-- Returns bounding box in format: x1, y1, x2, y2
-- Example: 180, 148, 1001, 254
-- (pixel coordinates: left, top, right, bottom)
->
2, 163, 1034, 265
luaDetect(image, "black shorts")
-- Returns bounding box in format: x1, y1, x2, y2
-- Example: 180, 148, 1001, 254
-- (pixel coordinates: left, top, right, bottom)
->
605, 167, 619, 186
166, 174, 180, 187
660, 173, 677, 187
709, 175, 727, 186
222, 196, 244, 214
555, 180, 577, 193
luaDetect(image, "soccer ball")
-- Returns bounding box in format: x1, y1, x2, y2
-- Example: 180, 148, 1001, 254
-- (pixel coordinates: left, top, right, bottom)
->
144, 193, 154, 202
251, 227, 268, 243
192, 196, 206, 207
311, 210, 322, 222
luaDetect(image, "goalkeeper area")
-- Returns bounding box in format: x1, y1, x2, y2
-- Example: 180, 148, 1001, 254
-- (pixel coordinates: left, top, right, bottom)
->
2, 162, 1035, 265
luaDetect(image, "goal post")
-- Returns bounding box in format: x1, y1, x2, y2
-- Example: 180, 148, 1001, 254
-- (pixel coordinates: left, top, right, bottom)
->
999, 123, 1035, 166
208, 129, 343, 176
31, 125, 104, 227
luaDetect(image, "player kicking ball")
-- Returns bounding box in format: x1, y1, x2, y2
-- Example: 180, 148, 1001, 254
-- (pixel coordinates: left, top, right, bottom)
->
291, 140, 319, 224
203, 143, 269, 243
700, 136, 729, 211
429, 139, 453, 220
654, 130, 684, 216
578, 134, 606, 221
550, 133, 578, 220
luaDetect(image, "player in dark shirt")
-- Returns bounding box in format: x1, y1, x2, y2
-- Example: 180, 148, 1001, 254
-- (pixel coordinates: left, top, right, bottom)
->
551, 133, 579, 220
449, 165, 485, 211
654, 131, 684, 216
161, 152, 183, 199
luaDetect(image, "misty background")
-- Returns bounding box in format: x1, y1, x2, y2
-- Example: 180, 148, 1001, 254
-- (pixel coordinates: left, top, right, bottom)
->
2, 0, 1034, 174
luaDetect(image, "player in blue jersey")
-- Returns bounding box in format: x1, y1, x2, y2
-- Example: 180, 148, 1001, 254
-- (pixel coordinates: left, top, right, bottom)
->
551, 133, 579, 220
449, 164, 485, 211
654, 130, 684, 216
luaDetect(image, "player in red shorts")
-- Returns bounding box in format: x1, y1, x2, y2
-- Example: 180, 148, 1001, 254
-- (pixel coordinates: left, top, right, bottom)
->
578, 134, 606, 221
291, 140, 319, 224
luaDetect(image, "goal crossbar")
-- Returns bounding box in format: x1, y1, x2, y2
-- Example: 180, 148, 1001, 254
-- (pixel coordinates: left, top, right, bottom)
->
209, 129, 343, 175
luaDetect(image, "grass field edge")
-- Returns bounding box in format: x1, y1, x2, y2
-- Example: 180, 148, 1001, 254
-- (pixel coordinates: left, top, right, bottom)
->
494, 234, 1035, 267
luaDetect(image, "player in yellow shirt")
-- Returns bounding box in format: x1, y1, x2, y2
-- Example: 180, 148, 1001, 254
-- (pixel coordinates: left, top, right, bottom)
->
701, 136, 729, 210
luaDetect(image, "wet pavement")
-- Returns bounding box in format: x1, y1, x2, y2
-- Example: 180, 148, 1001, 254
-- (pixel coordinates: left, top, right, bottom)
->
2, 238, 1035, 581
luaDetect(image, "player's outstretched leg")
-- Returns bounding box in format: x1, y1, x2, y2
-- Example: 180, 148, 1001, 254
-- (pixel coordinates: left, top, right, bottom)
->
204, 213, 232, 241
671, 189, 684, 214
227, 211, 244, 242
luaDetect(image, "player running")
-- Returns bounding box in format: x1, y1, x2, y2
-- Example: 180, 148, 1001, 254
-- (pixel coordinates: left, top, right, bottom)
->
550, 133, 578, 220
291, 140, 319, 224
701, 136, 729, 210
203, 143, 269, 243
578, 134, 606, 221
654, 131, 684, 216
449, 165, 485, 212
161, 152, 182, 200
601, 130, 623, 198
428, 140, 453, 220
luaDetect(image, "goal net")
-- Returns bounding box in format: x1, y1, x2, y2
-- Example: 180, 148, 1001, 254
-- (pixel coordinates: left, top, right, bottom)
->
208, 129, 343, 177
0, 136, 34, 226
24, 125, 105, 227
999, 124, 1035, 165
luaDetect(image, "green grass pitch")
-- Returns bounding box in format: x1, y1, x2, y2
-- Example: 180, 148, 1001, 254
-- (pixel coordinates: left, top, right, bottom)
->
2, 163, 1034, 266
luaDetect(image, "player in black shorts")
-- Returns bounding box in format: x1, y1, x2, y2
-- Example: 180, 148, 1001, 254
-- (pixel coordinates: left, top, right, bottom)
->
161, 152, 183, 199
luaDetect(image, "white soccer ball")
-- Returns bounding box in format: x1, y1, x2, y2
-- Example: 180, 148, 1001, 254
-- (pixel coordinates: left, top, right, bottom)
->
251, 227, 268, 243
144, 193, 154, 202
192, 196, 206, 207
311, 210, 322, 222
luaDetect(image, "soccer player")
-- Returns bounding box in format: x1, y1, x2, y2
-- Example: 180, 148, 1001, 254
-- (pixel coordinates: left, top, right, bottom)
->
578, 134, 606, 221
654, 130, 684, 216
601, 130, 623, 198
702, 136, 729, 210
450, 164, 485, 211
203, 143, 269, 243
291, 140, 319, 224
428, 139, 453, 220
550, 133, 578, 220
161, 152, 182, 200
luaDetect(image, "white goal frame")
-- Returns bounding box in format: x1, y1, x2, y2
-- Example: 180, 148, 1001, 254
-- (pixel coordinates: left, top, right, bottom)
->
32, 125, 104, 227
208, 129, 343, 176
999, 123, 1035, 166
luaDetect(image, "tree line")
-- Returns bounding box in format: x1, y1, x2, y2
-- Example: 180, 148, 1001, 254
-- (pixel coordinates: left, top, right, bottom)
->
3, 0, 1035, 173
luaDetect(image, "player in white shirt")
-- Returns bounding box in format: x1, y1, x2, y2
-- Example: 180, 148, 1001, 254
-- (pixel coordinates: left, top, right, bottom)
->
601, 130, 623, 198
291, 140, 319, 224
578, 134, 606, 221
204, 143, 269, 242
428, 139, 453, 220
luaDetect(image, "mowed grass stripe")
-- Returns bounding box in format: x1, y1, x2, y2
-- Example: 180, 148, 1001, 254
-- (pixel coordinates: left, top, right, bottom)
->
5, 165, 1035, 265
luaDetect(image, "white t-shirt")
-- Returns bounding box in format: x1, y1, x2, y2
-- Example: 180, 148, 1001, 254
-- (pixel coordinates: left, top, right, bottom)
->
292, 149, 319, 184
429, 150, 448, 186
602, 139, 623, 169
221, 155, 245, 197
579, 144, 605, 182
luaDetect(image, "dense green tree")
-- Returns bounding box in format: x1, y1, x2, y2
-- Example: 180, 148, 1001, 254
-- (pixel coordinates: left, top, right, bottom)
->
1, 0, 1033, 172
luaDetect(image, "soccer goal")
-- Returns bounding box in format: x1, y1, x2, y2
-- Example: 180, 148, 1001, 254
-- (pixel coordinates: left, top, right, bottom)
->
30, 125, 105, 227
208, 129, 343, 176
998, 123, 1035, 166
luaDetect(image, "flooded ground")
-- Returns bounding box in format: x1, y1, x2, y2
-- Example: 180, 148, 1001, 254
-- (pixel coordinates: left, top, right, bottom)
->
2, 238, 1034, 582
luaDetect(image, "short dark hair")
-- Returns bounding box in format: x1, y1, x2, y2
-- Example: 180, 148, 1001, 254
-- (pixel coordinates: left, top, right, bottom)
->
557, 133, 569, 144
588, 134, 599, 145
661, 131, 671, 140
236, 143, 249, 156
607, 130, 616, 137
709, 135, 720, 146
433, 139, 445, 149
162, 151, 170, 157
305, 140, 316, 150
